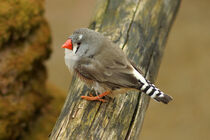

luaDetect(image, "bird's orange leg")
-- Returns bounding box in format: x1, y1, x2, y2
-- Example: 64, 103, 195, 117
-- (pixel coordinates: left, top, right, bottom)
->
81, 91, 111, 102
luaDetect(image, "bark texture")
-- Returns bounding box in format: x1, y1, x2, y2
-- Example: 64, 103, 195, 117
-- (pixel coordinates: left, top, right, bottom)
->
0, 0, 51, 139
50, 0, 180, 139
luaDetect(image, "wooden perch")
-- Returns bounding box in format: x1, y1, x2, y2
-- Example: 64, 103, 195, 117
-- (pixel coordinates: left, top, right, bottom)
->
50, 0, 180, 139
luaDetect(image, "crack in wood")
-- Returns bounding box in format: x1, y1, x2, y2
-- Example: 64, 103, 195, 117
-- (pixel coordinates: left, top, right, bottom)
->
122, 0, 142, 50
85, 103, 102, 137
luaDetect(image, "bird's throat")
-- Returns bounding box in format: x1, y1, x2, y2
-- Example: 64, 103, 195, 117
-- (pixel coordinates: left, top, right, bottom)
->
64, 49, 79, 70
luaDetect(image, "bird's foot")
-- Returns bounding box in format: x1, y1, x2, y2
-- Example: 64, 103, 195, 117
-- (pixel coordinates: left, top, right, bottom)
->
81, 91, 111, 102
81, 95, 107, 102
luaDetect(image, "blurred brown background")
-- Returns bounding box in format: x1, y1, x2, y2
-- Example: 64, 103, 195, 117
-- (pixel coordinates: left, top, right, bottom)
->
45, 0, 210, 140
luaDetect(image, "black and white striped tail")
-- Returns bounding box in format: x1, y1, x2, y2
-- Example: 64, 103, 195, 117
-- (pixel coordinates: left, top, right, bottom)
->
138, 80, 172, 104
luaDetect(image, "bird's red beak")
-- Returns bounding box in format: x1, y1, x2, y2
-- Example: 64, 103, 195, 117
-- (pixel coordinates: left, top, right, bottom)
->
62, 39, 73, 50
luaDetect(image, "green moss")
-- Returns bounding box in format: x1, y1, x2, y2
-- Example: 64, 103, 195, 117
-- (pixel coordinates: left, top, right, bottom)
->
0, 21, 51, 94
0, 65, 51, 139
0, 0, 45, 48
0, 0, 52, 139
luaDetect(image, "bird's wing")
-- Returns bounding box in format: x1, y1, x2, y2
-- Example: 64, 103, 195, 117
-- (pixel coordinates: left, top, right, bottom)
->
75, 55, 141, 89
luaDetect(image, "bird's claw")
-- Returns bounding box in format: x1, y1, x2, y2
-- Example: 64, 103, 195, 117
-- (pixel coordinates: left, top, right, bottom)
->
81, 91, 111, 102
81, 95, 107, 102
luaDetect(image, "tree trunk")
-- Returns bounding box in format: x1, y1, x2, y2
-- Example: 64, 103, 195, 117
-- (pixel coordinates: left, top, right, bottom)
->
50, 0, 180, 139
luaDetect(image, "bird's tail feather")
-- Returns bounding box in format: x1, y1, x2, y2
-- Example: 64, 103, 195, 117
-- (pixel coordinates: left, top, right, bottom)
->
138, 81, 172, 104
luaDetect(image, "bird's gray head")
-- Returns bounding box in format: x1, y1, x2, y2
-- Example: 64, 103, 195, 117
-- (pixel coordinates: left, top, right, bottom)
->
62, 28, 105, 57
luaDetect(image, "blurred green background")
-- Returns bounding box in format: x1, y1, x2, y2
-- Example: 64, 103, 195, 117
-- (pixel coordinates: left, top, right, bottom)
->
45, 0, 210, 139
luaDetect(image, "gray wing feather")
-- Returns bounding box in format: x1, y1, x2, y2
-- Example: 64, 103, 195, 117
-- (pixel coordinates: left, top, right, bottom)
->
75, 41, 143, 89
75, 56, 140, 89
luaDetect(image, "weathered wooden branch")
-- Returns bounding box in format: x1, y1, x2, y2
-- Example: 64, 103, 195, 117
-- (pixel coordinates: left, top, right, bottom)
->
50, 0, 180, 139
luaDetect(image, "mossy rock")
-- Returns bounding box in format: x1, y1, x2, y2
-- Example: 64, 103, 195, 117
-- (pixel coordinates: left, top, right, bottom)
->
0, 0, 45, 48
0, 0, 52, 139
0, 22, 51, 139
0, 20, 51, 95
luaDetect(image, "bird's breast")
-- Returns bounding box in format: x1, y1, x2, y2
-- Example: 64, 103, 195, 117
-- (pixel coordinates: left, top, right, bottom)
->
75, 70, 94, 86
